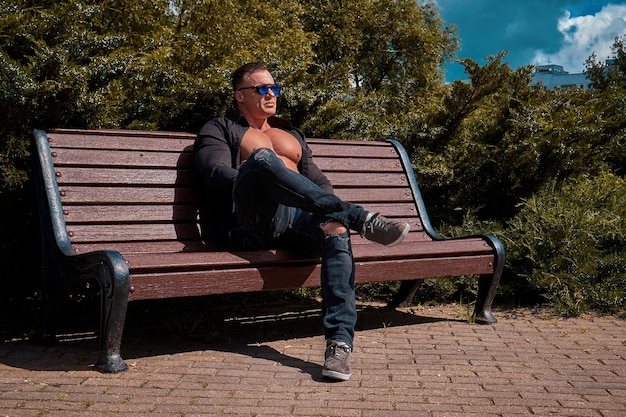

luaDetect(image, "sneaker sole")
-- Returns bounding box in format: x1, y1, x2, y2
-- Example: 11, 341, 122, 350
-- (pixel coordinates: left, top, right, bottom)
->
322, 368, 352, 381
385, 223, 411, 247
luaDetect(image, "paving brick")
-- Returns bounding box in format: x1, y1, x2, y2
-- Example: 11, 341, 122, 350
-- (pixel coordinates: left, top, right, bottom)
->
529, 406, 603, 416
0, 303, 624, 416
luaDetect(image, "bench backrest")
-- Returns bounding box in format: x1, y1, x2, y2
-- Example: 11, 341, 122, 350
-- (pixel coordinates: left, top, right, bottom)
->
35, 128, 431, 255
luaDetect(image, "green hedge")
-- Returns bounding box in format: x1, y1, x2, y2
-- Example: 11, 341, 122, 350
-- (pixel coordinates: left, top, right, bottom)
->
2, 3, 626, 319
504, 173, 626, 316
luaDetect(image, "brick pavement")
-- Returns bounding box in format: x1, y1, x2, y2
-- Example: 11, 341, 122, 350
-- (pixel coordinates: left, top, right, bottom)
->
0, 301, 624, 416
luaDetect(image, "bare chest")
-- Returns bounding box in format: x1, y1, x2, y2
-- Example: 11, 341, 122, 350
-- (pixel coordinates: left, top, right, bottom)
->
240, 128, 302, 171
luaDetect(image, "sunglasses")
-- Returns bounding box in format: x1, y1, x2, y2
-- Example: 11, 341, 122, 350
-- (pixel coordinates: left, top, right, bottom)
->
237, 83, 281, 96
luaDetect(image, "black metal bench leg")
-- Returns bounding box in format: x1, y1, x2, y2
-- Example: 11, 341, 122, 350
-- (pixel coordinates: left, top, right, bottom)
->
37, 254, 62, 346
88, 251, 130, 373
473, 234, 505, 324
472, 273, 500, 323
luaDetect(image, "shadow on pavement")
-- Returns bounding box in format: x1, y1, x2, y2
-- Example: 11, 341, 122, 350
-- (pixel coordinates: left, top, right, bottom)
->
0, 293, 463, 374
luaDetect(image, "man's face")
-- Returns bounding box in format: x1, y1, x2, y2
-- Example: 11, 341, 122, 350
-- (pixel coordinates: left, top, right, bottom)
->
235, 70, 278, 119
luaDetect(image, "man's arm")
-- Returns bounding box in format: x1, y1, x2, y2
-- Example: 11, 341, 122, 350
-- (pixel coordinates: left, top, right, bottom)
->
193, 119, 238, 195
302, 143, 334, 194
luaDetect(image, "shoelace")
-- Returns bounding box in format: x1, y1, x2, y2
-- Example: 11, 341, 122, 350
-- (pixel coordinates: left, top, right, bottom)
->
361, 212, 383, 236
328, 343, 350, 358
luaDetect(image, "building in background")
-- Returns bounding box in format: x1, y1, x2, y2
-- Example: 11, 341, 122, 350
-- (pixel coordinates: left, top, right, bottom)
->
531, 64, 591, 89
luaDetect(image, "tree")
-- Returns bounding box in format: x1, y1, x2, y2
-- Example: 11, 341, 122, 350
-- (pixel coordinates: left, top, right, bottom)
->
0, 0, 467, 311
583, 35, 626, 177
1, 0, 176, 298
585, 35, 626, 90
297, 0, 457, 140
165, 0, 315, 129
1, 0, 458, 298
411, 48, 626, 229
411, 53, 541, 223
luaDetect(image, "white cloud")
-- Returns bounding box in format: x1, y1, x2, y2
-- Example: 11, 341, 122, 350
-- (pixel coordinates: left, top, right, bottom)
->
532, 4, 626, 73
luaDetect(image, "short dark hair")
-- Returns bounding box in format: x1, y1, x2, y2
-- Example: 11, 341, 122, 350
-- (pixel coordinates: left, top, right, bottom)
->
232, 62, 268, 91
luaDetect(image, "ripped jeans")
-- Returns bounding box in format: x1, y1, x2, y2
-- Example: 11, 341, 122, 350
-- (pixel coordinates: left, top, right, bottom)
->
232, 148, 368, 347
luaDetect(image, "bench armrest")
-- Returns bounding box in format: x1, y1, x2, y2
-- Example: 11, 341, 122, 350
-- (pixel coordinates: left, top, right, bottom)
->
33, 129, 75, 256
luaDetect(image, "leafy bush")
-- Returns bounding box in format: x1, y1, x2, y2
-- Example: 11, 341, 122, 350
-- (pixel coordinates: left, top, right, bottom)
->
505, 173, 626, 317
412, 213, 506, 307
2, 2, 626, 318
0, 0, 455, 295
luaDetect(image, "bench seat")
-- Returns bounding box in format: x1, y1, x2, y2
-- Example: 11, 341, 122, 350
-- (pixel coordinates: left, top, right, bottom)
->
32, 128, 505, 373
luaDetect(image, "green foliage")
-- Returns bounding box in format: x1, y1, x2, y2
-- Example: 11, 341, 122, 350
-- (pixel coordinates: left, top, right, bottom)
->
300, 0, 455, 139
586, 35, 626, 90
414, 49, 626, 227
505, 174, 626, 316
2, 1, 626, 317
415, 212, 504, 306
412, 53, 541, 223
1, 0, 458, 299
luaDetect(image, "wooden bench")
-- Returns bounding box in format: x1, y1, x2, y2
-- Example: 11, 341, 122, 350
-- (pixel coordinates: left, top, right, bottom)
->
32, 128, 505, 373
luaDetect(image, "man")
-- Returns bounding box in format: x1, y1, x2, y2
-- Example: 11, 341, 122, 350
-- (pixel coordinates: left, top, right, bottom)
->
194, 62, 410, 381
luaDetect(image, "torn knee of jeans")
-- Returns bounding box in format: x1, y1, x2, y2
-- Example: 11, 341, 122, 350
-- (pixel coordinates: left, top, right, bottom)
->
320, 220, 348, 236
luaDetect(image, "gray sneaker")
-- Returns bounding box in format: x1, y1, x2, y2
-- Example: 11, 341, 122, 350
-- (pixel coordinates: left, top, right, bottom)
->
361, 212, 410, 247
322, 340, 352, 381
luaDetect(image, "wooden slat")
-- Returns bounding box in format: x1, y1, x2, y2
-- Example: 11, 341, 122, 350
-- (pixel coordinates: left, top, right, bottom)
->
66, 223, 203, 243
48, 130, 194, 152
64, 204, 200, 223
315, 157, 402, 172
308, 138, 387, 146
55, 167, 195, 186
72, 240, 205, 255
70, 227, 434, 255
51, 148, 187, 168
62, 201, 418, 224
58, 186, 413, 205
66, 214, 424, 244
308, 143, 398, 159
58, 186, 199, 204
47, 136, 393, 153
69, 227, 436, 255
326, 172, 408, 186
122, 238, 493, 273
54, 167, 407, 188
48, 131, 395, 158
127, 255, 495, 301
51, 149, 402, 175
335, 188, 415, 203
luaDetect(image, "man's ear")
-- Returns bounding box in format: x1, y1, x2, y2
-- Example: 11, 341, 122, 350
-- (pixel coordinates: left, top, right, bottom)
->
234, 91, 244, 103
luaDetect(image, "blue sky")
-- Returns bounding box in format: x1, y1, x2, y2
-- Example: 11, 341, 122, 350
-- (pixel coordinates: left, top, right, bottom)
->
435, 0, 626, 81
